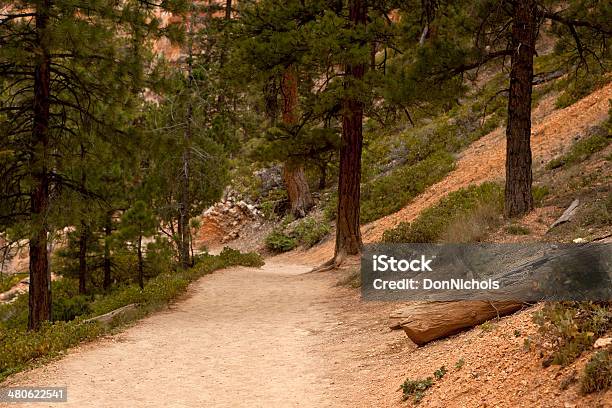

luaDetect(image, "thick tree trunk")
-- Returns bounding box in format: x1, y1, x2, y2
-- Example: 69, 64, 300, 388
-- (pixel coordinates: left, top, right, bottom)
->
137, 235, 144, 289
78, 223, 88, 294
505, 0, 536, 217
281, 65, 313, 218
28, 0, 52, 331
334, 0, 367, 260
103, 211, 112, 290
282, 164, 313, 218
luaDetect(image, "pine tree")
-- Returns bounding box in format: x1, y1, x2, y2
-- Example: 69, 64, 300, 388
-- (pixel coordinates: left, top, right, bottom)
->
118, 201, 156, 289
0, 0, 184, 330
428, 0, 610, 217
333, 0, 368, 262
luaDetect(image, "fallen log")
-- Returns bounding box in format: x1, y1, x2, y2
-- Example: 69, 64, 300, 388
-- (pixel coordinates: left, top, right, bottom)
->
548, 198, 579, 231
390, 301, 524, 346
84, 303, 139, 325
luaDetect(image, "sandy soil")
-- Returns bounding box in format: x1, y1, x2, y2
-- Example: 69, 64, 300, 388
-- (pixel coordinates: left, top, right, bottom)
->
2, 261, 339, 407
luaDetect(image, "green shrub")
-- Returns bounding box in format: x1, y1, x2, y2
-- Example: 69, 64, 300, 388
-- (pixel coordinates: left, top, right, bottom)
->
323, 194, 338, 222
52, 296, 92, 322
455, 358, 465, 370
434, 365, 447, 380
0, 320, 104, 380
292, 218, 330, 248
555, 71, 610, 109
361, 151, 455, 224
145, 237, 175, 278
546, 132, 611, 170
582, 192, 612, 228
532, 185, 550, 206
581, 350, 611, 394
265, 217, 330, 252
505, 224, 531, 235
382, 182, 503, 243
440, 202, 502, 243
399, 377, 433, 403
0, 274, 25, 293
533, 302, 612, 366
265, 230, 297, 252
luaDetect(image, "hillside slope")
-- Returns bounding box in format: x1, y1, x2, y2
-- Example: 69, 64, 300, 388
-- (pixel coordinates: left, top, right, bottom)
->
292, 81, 611, 265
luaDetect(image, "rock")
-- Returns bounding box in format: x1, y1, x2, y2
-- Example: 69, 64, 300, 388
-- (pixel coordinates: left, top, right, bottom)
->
255, 165, 283, 193
594, 337, 612, 349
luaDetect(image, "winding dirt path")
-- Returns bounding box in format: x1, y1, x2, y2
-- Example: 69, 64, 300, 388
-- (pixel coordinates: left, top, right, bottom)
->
1, 261, 413, 408
1, 262, 336, 407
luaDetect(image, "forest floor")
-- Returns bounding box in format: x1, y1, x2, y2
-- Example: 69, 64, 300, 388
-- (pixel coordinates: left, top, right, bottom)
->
1, 83, 611, 408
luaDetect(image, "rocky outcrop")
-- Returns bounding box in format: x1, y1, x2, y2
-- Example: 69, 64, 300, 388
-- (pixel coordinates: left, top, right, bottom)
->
193, 195, 263, 249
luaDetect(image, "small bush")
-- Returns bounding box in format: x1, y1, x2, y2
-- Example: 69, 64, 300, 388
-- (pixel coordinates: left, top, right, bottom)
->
582, 192, 612, 228
0, 321, 104, 380
532, 185, 550, 206
361, 151, 455, 224
546, 132, 611, 170
441, 202, 501, 243
265, 230, 297, 252
455, 358, 465, 370
533, 302, 612, 366
52, 296, 92, 322
265, 217, 330, 252
434, 365, 447, 380
292, 218, 330, 248
399, 377, 433, 403
581, 350, 611, 394
555, 71, 610, 109
382, 182, 503, 243
505, 224, 531, 235
0, 274, 25, 293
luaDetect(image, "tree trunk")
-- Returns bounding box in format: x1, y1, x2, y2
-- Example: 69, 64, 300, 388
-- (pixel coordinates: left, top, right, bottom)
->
28, 0, 52, 331
178, 12, 194, 270
103, 211, 112, 290
78, 223, 88, 294
283, 164, 313, 218
334, 0, 367, 261
137, 235, 144, 289
78, 144, 88, 294
281, 65, 313, 218
318, 162, 327, 190
225, 0, 232, 20
505, 0, 536, 218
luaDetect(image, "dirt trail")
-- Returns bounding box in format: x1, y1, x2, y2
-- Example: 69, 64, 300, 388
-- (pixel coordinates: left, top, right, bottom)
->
1, 262, 349, 407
